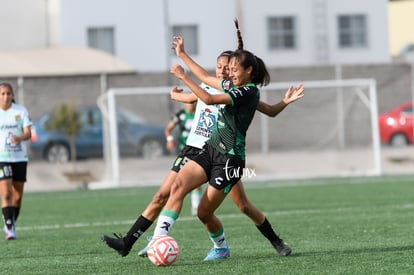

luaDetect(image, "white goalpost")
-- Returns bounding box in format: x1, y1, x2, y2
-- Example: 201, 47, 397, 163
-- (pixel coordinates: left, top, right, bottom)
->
96, 86, 173, 188
92, 78, 380, 188
260, 78, 381, 172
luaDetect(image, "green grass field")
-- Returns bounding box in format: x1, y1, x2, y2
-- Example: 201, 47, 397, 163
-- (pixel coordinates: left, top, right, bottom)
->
1, 175, 414, 274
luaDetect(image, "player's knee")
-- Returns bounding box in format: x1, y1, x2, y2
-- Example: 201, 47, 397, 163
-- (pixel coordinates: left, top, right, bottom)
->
237, 203, 252, 216
197, 211, 208, 223
197, 205, 212, 223
233, 197, 251, 215
169, 178, 188, 199
1, 192, 13, 204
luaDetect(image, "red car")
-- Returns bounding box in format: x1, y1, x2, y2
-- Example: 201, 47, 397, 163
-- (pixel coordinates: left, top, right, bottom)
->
378, 101, 414, 146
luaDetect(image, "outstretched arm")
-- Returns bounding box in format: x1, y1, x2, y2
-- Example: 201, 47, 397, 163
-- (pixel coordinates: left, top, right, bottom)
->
257, 83, 304, 117
170, 87, 197, 103
170, 64, 232, 105
171, 36, 222, 91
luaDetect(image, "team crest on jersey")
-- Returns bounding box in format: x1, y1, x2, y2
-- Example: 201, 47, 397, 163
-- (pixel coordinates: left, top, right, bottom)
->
15, 115, 21, 122
222, 80, 232, 90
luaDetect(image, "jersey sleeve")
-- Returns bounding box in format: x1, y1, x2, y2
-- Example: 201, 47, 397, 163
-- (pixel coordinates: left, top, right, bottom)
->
22, 107, 33, 127
227, 86, 258, 107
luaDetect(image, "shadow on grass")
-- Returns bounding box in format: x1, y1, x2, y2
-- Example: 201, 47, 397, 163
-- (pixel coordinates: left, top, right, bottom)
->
226, 244, 414, 262
291, 245, 414, 258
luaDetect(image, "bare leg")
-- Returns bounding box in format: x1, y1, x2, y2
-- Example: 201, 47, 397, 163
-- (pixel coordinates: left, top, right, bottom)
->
141, 171, 177, 221
153, 161, 207, 236
229, 181, 265, 225
197, 185, 227, 233
0, 179, 13, 208
101, 170, 178, 256
11, 181, 24, 222
229, 181, 292, 256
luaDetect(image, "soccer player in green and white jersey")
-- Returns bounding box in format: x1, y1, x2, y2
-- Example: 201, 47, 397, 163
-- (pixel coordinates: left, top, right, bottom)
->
149, 21, 302, 260
102, 46, 304, 260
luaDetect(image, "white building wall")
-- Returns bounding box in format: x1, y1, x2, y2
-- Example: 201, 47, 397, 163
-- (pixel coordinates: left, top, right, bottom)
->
239, 0, 316, 67
240, 0, 390, 67
60, 0, 167, 71
59, 0, 237, 72
168, 0, 237, 71
46, 0, 62, 47
0, 0, 47, 49
327, 0, 389, 65
0, 0, 390, 72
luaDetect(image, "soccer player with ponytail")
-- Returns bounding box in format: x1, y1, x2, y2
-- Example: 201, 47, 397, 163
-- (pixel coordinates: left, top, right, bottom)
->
151, 20, 291, 260
102, 20, 304, 261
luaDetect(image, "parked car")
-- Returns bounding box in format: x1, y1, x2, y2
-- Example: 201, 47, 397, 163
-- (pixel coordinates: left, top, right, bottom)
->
378, 101, 413, 146
30, 106, 167, 162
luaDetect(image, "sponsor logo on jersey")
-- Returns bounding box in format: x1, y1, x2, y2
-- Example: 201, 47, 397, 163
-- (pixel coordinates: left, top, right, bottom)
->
194, 108, 216, 138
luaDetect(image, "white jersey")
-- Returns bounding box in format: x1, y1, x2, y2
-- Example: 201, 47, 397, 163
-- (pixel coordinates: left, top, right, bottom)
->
0, 103, 32, 162
185, 83, 223, 149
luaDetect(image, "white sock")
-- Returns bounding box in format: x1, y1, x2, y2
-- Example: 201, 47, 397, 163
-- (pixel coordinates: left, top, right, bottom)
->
209, 228, 228, 249
191, 189, 202, 210
153, 210, 179, 237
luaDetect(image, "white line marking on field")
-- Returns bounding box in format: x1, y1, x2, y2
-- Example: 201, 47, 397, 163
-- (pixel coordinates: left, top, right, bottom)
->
17, 203, 414, 232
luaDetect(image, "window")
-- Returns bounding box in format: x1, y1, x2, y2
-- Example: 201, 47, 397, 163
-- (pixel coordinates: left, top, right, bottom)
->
402, 106, 413, 115
87, 27, 115, 54
172, 25, 198, 54
267, 16, 296, 50
338, 15, 367, 48
79, 109, 101, 127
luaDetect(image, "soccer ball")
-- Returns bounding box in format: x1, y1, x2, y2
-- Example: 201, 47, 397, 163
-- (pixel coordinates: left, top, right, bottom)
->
147, 235, 179, 266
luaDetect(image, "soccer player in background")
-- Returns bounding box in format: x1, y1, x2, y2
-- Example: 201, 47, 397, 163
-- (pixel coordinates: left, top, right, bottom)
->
0, 82, 32, 240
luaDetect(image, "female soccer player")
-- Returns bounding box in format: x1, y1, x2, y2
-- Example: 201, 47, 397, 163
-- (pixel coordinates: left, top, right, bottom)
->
149, 20, 300, 260
102, 43, 304, 260
0, 82, 32, 240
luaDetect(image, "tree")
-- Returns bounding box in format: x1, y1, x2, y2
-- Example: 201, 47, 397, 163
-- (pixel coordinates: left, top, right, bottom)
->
45, 103, 81, 172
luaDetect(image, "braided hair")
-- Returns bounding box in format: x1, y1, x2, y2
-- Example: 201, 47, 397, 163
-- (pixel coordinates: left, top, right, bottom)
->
232, 19, 270, 87
234, 19, 244, 51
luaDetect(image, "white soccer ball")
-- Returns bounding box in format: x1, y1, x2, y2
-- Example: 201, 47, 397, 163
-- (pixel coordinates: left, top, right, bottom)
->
147, 235, 179, 266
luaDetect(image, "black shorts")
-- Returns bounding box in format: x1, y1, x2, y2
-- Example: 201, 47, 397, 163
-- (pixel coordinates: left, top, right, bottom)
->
193, 144, 245, 194
0, 162, 28, 182
171, 145, 202, 173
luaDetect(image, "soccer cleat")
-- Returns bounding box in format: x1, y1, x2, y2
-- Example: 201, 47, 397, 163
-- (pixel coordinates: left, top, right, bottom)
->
203, 247, 230, 261
137, 235, 153, 257
272, 240, 292, 256
3, 225, 17, 240
101, 233, 131, 257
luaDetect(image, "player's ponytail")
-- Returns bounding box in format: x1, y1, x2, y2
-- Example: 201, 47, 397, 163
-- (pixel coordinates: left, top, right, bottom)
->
234, 19, 244, 51
231, 19, 270, 87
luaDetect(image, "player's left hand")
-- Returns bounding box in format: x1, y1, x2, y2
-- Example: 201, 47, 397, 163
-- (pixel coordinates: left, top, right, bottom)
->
283, 83, 304, 104
171, 36, 185, 57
